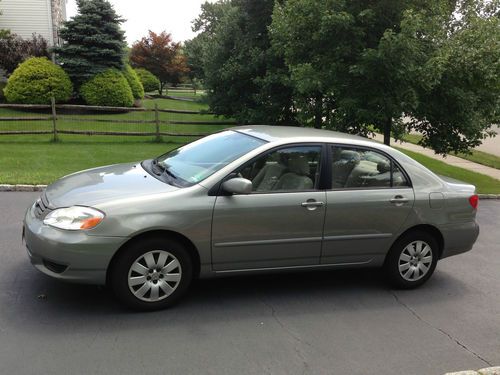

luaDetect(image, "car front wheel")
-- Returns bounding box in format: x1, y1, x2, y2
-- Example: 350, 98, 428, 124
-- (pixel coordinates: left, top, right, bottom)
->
384, 230, 439, 289
109, 237, 193, 310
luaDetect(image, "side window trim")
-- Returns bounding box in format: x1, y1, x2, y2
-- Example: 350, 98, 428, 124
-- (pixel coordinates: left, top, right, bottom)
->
213, 142, 326, 196
328, 143, 413, 191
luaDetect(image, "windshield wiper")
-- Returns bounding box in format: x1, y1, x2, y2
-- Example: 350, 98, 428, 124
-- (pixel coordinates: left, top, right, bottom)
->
151, 159, 165, 176
152, 159, 177, 180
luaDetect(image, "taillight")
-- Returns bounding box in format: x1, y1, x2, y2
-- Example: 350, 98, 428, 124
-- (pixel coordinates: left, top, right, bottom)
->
469, 194, 479, 209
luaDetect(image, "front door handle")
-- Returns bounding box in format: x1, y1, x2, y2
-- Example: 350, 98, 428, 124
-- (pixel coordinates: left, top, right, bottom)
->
389, 195, 409, 205
301, 200, 325, 210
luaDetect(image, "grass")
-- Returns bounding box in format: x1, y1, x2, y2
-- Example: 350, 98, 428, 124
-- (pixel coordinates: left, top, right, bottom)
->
403, 133, 500, 170
0, 95, 498, 191
0, 96, 232, 184
0, 141, 178, 185
398, 148, 500, 194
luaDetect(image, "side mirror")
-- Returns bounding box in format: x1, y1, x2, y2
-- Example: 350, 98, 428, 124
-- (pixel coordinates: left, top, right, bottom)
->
221, 177, 253, 195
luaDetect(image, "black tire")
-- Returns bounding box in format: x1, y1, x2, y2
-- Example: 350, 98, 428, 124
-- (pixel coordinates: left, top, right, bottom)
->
109, 236, 193, 311
384, 230, 439, 289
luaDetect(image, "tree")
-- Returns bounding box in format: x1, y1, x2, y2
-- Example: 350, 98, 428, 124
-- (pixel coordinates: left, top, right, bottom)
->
0, 33, 50, 75
129, 31, 189, 95
199, 0, 297, 125
271, 0, 500, 153
54, 0, 126, 87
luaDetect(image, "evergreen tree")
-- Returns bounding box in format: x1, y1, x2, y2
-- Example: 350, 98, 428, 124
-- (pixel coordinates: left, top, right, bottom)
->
54, 0, 126, 87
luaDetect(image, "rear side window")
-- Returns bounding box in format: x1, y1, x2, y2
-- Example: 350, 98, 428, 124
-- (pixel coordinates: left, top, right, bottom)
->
331, 146, 409, 189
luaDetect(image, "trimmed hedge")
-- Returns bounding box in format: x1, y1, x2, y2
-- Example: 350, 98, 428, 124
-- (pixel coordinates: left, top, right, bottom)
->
4, 57, 72, 104
80, 69, 134, 107
135, 68, 160, 93
123, 64, 144, 100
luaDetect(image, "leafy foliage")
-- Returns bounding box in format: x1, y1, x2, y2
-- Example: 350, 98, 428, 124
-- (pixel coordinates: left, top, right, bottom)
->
4, 57, 72, 104
193, 0, 296, 125
123, 64, 144, 100
80, 69, 134, 107
270, 0, 500, 153
129, 31, 189, 95
135, 68, 160, 93
54, 0, 126, 87
0, 33, 50, 75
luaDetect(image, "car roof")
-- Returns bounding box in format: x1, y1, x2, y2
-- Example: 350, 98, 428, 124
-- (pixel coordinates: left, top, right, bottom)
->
232, 125, 379, 146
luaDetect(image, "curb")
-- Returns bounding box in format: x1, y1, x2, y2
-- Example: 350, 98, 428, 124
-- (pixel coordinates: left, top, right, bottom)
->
0, 184, 47, 192
444, 366, 500, 375
0, 184, 499, 198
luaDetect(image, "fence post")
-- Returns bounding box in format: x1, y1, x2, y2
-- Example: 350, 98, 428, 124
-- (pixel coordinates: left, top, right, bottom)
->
51, 97, 58, 142
154, 103, 161, 142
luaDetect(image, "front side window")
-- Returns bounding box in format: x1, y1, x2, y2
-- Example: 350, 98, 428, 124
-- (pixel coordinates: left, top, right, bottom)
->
238, 145, 322, 192
155, 131, 266, 186
331, 145, 409, 189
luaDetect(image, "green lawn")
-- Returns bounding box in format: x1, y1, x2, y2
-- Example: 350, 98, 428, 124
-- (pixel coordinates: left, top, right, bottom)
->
1, 98, 499, 191
0, 141, 178, 185
0, 97, 231, 184
403, 133, 500, 170
398, 148, 500, 194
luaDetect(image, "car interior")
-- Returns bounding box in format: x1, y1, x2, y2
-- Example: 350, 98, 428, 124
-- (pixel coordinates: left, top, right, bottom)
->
239, 147, 321, 192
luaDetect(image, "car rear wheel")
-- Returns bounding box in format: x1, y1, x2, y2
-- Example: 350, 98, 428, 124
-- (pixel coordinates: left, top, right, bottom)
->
109, 237, 193, 310
384, 230, 439, 289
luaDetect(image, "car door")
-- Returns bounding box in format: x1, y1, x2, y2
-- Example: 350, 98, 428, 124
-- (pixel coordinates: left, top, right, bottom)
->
321, 144, 415, 265
211, 144, 327, 271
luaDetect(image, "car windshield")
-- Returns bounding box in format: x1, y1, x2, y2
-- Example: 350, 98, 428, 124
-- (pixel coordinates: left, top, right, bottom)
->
155, 131, 266, 186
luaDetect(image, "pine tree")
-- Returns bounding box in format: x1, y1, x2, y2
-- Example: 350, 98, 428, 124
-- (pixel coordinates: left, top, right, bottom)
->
54, 0, 126, 87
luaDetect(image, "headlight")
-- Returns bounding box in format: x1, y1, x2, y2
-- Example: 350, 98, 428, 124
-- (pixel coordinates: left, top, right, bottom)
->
43, 206, 105, 230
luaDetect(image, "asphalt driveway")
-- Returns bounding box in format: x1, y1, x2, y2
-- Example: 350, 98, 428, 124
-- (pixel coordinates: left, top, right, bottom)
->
0, 192, 498, 375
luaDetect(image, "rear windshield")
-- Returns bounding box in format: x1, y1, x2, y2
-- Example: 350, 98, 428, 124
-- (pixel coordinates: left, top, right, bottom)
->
155, 131, 266, 186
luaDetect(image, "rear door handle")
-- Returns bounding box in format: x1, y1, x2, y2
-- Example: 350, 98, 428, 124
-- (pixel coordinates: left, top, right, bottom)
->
390, 195, 409, 205
301, 200, 325, 210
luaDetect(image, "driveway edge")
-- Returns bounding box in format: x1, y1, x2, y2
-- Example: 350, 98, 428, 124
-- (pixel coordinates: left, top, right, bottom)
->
444, 366, 500, 375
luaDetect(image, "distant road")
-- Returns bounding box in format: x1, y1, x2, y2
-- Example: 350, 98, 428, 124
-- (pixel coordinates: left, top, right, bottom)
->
477, 125, 500, 157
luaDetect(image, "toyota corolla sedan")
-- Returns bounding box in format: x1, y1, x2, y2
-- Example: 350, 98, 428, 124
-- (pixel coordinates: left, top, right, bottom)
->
23, 126, 480, 310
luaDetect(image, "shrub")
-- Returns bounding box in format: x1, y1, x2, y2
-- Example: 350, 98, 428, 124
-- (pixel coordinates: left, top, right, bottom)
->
4, 57, 72, 104
123, 64, 144, 100
135, 68, 160, 93
80, 69, 134, 107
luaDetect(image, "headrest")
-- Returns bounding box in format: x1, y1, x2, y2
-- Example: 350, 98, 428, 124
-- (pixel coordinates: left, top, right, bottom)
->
339, 150, 360, 163
288, 154, 310, 176
377, 160, 391, 173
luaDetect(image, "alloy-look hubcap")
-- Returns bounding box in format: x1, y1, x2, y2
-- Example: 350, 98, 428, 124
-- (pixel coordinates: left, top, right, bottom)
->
398, 240, 433, 282
127, 250, 182, 302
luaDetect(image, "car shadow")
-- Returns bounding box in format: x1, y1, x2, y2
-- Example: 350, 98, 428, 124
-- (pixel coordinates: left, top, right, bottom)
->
2, 259, 473, 336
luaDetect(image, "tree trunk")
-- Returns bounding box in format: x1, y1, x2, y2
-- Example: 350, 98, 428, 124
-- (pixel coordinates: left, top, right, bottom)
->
383, 117, 392, 146
159, 82, 164, 96
314, 94, 323, 129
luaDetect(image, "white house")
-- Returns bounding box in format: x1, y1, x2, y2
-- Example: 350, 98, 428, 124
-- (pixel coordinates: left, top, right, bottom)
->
0, 0, 67, 46
0, 0, 67, 80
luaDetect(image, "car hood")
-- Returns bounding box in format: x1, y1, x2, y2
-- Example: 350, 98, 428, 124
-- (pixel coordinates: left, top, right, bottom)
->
45, 162, 178, 207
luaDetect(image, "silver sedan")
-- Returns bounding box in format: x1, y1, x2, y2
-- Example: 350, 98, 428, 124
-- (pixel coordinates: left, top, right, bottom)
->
23, 126, 480, 310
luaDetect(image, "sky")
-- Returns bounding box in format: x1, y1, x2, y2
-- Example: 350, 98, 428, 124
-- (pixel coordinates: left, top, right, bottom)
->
66, 0, 214, 45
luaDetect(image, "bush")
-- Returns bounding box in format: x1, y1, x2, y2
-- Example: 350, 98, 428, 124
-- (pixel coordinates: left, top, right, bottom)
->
123, 64, 144, 100
135, 68, 160, 93
80, 69, 134, 107
0, 81, 6, 102
3, 57, 72, 104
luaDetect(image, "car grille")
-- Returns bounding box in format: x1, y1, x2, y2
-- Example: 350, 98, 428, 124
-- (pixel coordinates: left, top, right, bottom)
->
34, 191, 53, 219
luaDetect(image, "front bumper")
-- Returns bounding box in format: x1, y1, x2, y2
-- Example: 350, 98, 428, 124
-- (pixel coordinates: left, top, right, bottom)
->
23, 203, 126, 285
